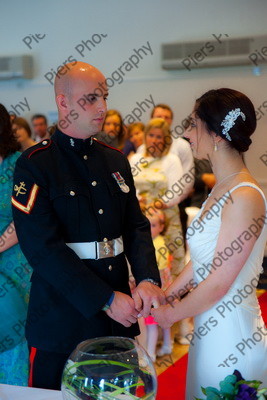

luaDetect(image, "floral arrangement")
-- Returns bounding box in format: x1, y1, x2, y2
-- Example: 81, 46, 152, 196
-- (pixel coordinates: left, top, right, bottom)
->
196, 370, 267, 400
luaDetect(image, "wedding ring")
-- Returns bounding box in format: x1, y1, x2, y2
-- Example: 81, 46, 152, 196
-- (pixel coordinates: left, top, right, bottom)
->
151, 300, 160, 309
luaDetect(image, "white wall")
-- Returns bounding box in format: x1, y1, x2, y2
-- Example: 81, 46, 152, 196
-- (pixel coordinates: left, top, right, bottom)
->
1, 0, 267, 187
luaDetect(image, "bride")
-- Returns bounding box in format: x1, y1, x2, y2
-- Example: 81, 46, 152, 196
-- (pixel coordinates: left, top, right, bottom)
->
151, 88, 267, 398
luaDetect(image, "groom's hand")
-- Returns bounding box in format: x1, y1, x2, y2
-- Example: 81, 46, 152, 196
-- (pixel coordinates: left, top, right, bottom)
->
105, 291, 139, 327
132, 281, 166, 318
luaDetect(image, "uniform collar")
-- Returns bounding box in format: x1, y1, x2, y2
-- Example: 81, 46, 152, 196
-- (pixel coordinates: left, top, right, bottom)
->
52, 127, 95, 151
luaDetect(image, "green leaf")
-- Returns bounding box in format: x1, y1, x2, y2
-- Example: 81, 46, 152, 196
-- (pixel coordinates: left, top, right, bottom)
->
206, 393, 221, 400
206, 387, 221, 395
201, 387, 207, 395
237, 379, 262, 389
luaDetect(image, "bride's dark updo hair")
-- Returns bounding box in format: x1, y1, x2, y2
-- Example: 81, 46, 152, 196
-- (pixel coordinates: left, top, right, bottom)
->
194, 88, 256, 152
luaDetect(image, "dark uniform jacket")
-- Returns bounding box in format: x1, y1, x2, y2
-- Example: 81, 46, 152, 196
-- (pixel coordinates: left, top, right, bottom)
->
12, 128, 160, 353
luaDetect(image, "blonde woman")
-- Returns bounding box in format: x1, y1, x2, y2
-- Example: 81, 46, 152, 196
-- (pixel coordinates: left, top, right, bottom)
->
130, 118, 192, 350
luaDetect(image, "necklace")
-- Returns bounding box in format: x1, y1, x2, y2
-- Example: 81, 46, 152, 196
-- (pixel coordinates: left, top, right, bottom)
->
212, 171, 250, 191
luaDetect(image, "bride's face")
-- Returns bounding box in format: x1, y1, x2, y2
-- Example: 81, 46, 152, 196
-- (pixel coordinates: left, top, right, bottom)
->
184, 111, 214, 160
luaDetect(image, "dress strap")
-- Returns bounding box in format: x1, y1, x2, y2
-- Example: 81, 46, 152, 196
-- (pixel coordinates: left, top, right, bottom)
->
229, 181, 266, 199
229, 182, 267, 213
198, 182, 267, 221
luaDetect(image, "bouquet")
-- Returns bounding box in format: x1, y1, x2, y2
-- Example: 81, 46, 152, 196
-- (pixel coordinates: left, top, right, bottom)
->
196, 370, 267, 400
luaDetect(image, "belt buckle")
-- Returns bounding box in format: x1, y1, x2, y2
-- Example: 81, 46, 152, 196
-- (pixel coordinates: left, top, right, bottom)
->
95, 240, 114, 260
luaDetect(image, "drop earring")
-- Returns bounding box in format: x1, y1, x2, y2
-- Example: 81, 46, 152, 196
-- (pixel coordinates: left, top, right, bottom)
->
214, 142, 218, 151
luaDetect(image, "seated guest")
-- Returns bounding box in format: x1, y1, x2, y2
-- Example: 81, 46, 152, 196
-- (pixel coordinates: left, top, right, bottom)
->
31, 114, 49, 142
124, 122, 145, 158
12, 117, 36, 151
95, 109, 126, 150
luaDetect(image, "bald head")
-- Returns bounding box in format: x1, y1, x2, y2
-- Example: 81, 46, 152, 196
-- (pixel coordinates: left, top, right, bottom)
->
54, 62, 106, 99
54, 62, 108, 138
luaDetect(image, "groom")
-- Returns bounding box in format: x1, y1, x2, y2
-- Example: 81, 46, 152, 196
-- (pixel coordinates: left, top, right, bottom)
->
12, 61, 165, 390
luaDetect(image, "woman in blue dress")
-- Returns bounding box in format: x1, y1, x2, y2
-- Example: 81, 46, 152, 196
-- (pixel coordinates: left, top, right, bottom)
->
0, 104, 32, 385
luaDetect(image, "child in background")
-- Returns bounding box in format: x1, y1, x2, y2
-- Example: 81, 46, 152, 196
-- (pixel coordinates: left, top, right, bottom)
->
145, 210, 172, 361
125, 122, 145, 159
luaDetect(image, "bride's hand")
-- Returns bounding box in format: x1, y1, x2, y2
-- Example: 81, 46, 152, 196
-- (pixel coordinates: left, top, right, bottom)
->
151, 304, 175, 329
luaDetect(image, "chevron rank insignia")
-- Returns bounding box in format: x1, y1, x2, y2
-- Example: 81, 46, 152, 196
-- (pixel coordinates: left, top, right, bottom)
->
12, 181, 39, 214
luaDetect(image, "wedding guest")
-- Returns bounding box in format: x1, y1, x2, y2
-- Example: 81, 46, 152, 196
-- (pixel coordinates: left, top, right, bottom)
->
150, 104, 194, 247
125, 122, 145, 159
31, 114, 49, 142
95, 109, 126, 150
12, 117, 36, 152
0, 104, 32, 386
144, 210, 172, 361
130, 118, 185, 277
152, 88, 267, 398
131, 117, 193, 344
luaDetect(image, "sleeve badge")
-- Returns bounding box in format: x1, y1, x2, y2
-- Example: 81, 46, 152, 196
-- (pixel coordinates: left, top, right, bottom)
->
12, 182, 39, 214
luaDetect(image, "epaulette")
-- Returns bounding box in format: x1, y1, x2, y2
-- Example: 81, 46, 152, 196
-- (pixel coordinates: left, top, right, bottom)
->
27, 139, 52, 159
93, 138, 123, 154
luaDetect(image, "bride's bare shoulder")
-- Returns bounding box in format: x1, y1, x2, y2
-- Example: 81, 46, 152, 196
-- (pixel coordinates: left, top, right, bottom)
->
226, 183, 266, 217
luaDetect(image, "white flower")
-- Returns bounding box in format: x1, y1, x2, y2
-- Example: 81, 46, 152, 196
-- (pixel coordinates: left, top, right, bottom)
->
220, 108, 246, 141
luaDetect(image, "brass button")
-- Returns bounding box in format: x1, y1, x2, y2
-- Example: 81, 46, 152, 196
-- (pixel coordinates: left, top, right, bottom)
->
92, 181, 97, 186
98, 209, 104, 214
83, 155, 88, 160
70, 191, 75, 196
108, 265, 112, 271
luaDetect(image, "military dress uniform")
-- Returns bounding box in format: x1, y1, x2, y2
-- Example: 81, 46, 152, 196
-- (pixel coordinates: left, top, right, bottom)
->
12, 128, 160, 388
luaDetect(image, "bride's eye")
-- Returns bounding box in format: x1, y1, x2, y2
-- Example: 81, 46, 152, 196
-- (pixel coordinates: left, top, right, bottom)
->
186, 118, 196, 129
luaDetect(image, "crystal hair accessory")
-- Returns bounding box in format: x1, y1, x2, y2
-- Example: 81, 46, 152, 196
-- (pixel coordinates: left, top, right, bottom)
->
220, 108, 246, 141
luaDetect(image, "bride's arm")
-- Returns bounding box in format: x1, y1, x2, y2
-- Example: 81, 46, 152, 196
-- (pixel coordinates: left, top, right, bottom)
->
152, 187, 266, 327
164, 260, 195, 304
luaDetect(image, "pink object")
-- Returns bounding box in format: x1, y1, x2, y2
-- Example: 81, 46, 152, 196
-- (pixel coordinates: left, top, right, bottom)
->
144, 315, 158, 325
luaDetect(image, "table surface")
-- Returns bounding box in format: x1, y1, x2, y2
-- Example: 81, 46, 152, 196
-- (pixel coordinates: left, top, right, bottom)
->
0, 384, 62, 400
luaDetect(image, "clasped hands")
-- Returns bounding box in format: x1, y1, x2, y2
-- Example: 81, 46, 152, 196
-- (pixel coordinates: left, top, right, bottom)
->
106, 281, 173, 328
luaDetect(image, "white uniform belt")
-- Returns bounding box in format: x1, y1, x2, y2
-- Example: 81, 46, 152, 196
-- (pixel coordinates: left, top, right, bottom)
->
66, 237, 123, 260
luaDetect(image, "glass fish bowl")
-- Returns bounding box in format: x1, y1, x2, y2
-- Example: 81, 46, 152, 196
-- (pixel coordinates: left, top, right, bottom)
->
61, 336, 157, 400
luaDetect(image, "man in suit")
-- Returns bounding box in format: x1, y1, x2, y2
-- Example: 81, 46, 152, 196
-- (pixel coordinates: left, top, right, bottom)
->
12, 62, 164, 390
31, 114, 49, 142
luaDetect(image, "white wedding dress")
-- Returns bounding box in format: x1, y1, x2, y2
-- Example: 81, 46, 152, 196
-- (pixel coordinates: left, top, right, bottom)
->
186, 183, 267, 399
